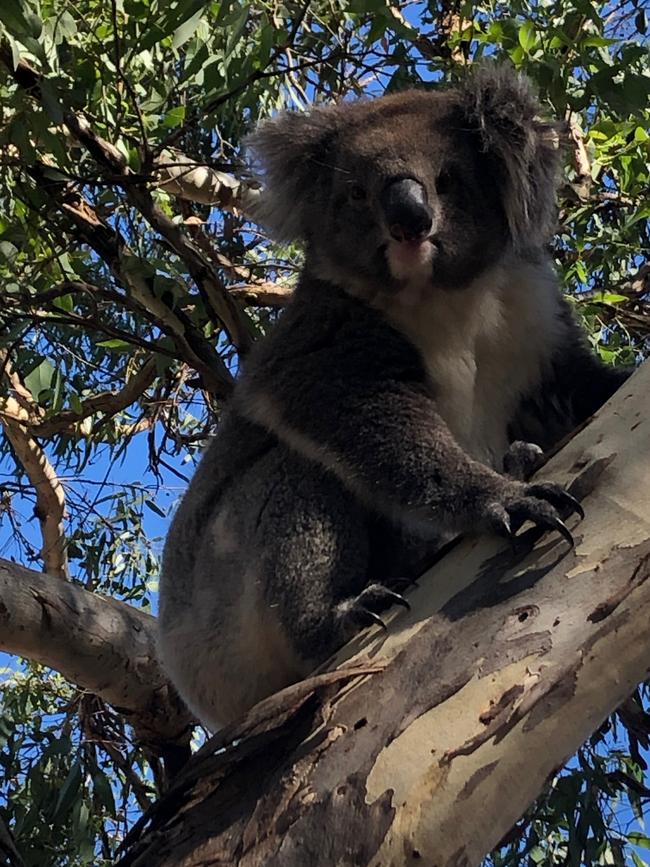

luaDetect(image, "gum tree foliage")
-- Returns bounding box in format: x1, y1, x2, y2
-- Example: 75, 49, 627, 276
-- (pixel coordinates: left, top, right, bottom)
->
0, 0, 648, 864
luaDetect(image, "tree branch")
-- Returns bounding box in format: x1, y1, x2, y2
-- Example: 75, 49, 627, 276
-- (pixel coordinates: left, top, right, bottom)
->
228, 281, 294, 307
0, 47, 253, 359
0, 558, 193, 758
26, 168, 234, 398
153, 151, 261, 214
32, 357, 157, 437
62, 114, 254, 355
567, 116, 592, 200
0, 352, 70, 580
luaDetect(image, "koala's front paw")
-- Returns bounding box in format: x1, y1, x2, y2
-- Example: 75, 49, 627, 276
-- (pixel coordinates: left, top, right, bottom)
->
503, 440, 544, 481
335, 582, 410, 632
482, 480, 584, 548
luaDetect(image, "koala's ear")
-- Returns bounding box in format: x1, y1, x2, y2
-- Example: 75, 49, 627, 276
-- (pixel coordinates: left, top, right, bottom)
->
245, 108, 339, 242
463, 65, 562, 248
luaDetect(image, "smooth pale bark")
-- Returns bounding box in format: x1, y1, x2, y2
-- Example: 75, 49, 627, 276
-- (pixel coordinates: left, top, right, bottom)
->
117, 361, 650, 867
0, 559, 192, 752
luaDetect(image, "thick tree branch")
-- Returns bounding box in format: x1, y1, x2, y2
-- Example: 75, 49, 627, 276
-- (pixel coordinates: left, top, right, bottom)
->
154, 151, 261, 214
0, 558, 193, 757
0, 354, 157, 438
1, 411, 70, 579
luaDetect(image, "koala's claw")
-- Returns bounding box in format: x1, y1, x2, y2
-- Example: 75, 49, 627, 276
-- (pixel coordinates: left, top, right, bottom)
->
538, 514, 575, 548
356, 609, 388, 631
485, 503, 512, 538
525, 483, 585, 520
355, 582, 410, 612
376, 588, 411, 610
337, 582, 410, 634
485, 478, 583, 550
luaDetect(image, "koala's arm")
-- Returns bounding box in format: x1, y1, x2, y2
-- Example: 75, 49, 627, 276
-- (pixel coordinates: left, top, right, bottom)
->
551, 340, 631, 423
237, 299, 579, 540
512, 302, 633, 451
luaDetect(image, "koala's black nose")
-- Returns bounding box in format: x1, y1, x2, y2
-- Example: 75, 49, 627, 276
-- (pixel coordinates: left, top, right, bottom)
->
380, 177, 433, 243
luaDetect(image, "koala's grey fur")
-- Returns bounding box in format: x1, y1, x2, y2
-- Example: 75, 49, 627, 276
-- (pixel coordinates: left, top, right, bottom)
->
158, 66, 629, 731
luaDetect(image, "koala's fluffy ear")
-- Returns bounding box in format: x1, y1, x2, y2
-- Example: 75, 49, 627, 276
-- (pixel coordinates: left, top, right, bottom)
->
245, 107, 339, 242
463, 65, 562, 248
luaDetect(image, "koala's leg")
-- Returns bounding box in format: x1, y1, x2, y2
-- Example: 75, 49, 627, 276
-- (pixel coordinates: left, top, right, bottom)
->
161, 450, 374, 731
258, 457, 374, 662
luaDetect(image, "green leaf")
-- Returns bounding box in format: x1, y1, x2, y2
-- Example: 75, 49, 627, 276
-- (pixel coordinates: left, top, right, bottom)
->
162, 105, 186, 128
172, 7, 204, 50
24, 359, 55, 400
92, 771, 116, 815
0, 241, 18, 261
0, 0, 42, 38
52, 759, 82, 821
51, 371, 64, 413
139, 0, 207, 51
629, 834, 650, 850
635, 10, 646, 35
225, 4, 250, 57
96, 339, 133, 351
145, 499, 166, 517
518, 21, 537, 52
52, 293, 73, 312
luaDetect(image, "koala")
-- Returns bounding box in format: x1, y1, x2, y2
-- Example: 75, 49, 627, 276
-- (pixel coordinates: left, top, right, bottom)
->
158, 66, 629, 731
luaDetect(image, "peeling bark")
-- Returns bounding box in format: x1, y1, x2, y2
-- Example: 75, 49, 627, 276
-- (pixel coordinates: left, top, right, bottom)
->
118, 362, 649, 867
154, 149, 262, 214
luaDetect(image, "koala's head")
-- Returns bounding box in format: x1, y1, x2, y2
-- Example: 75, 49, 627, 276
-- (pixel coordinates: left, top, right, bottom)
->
247, 66, 561, 298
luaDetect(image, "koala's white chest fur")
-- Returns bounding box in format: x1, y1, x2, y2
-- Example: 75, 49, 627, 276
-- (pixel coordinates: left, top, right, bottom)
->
383, 257, 563, 468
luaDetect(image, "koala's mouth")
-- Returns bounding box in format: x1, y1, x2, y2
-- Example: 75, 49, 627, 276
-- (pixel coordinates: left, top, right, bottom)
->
384, 237, 439, 283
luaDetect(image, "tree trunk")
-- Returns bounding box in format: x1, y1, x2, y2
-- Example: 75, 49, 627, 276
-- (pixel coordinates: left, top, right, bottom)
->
118, 361, 648, 866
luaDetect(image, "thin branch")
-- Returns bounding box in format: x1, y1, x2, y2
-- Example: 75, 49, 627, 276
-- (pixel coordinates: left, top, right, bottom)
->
63, 114, 254, 355
158, 0, 320, 151
101, 741, 154, 811
110, 0, 150, 163
32, 357, 157, 437
0, 351, 70, 580
0, 48, 252, 362
229, 281, 294, 307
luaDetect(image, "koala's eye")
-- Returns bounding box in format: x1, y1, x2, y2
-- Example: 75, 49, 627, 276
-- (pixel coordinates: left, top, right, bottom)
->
435, 168, 454, 196
348, 182, 367, 202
